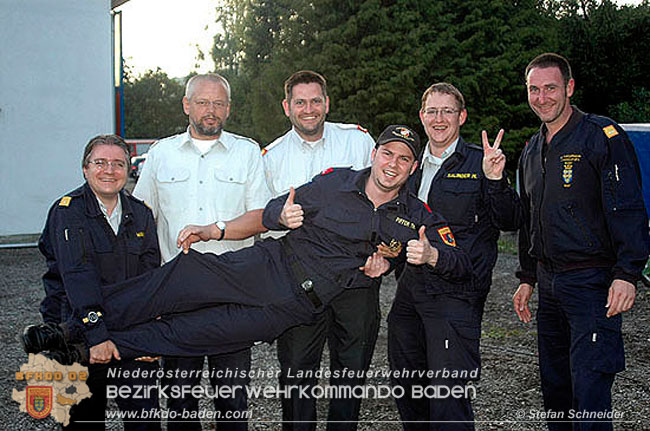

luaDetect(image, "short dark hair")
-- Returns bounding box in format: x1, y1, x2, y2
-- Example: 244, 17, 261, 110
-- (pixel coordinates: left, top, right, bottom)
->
284, 70, 327, 101
420, 82, 465, 111
82, 134, 131, 170
525, 53, 573, 86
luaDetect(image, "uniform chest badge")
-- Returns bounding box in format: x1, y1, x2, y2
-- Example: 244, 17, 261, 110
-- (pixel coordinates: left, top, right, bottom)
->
560, 154, 582, 188
387, 239, 403, 254
437, 227, 456, 247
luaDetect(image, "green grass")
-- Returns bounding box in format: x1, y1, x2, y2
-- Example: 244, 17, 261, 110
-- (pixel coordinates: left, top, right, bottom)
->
497, 232, 518, 255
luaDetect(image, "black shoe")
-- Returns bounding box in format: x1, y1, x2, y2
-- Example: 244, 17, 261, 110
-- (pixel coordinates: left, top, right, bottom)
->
41, 344, 89, 366
21, 323, 67, 354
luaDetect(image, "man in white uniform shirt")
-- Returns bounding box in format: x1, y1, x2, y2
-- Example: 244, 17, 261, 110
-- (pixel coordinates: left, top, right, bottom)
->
134, 73, 271, 431
262, 70, 376, 431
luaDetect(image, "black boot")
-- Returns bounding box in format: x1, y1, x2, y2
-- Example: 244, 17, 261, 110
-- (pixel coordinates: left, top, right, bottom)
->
41, 343, 89, 366
21, 322, 67, 353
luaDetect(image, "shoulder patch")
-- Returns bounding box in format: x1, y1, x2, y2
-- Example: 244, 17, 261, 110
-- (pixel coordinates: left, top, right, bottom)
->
321, 167, 335, 175
602, 125, 619, 139
59, 196, 72, 207
437, 226, 456, 247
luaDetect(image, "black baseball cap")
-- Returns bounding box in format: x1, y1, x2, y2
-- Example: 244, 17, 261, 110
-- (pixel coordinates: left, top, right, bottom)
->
376, 125, 421, 158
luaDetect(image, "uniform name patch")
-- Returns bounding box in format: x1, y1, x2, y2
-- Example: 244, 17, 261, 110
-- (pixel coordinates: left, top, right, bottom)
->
603, 125, 619, 139
437, 227, 456, 247
446, 173, 478, 179
394, 217, 416, 230
58, 196, 71, 207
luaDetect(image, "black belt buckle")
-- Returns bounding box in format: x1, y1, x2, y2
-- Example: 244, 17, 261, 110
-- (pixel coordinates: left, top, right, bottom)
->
301, 279, 322, 308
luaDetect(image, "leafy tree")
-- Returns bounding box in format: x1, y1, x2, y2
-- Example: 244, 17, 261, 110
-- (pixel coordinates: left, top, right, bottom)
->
206, 0, 650, 174
610, 87, 650, 123
123, 68, 188, 139
558, 0, 650, 121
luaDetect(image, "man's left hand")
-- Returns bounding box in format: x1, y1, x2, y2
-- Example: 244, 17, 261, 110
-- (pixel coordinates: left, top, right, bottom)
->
606, 279, 636, 317
406, 226, 439, 266
482, 129, 506, 180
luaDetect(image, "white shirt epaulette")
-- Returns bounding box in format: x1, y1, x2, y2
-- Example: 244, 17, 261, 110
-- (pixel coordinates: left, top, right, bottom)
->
330, 122, 368, 133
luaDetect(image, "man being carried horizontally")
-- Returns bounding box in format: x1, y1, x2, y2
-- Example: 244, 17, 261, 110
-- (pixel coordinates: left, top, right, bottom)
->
22, 125, 471, 368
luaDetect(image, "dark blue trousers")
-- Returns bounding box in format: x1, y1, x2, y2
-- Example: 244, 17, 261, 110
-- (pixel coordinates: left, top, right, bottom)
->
85, 243, 320, 359
64, 360, 160, 431
164, 351, 251, 431
388, 282, 484, 431
536, 265, 624, 431
277, 284, 380, 431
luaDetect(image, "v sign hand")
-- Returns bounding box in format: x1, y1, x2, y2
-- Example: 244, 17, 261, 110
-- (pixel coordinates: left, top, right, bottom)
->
482, 129, 506, 180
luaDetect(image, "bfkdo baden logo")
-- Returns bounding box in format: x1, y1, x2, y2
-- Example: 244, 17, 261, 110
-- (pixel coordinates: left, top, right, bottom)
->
26, 386, 53, 419
13, 353, 91, 426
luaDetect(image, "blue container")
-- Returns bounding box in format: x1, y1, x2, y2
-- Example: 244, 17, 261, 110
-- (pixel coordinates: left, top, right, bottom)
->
621, 124, 650, 218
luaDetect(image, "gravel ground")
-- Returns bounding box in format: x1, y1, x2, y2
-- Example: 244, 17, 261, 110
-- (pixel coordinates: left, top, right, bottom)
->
1, 246, 649, 430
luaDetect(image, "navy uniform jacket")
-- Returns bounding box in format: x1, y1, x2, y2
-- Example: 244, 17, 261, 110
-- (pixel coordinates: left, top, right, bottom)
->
517, 108, 649, 284
263, 167, 471, 304
406, 137, 522, 296
39, 183, 161, 346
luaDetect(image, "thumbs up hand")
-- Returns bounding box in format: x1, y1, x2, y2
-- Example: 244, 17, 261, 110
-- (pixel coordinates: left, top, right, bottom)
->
406, 226, 439, 266
279, 187, 304, 229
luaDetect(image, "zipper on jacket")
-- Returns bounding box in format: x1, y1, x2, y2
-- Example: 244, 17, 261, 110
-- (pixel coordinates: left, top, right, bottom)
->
538, 144, 548, 260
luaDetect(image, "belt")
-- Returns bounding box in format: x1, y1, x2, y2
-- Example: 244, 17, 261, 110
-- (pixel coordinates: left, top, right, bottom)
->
283, 240, 323, 308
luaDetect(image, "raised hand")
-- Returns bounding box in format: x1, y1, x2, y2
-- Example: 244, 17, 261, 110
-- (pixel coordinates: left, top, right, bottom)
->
406, 226, 439, 266
482, 129, 506, 180
279, 187, 304, 229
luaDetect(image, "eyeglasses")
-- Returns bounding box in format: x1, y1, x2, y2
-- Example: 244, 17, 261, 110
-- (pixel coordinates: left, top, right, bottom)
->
193, 99, 228, 109
87, 159, 127, 171
423, 107, 460, 117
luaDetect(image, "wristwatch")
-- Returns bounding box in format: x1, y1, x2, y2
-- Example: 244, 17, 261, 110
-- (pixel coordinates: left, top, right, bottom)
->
215, 221, 226, 241
82, 310, 103, 325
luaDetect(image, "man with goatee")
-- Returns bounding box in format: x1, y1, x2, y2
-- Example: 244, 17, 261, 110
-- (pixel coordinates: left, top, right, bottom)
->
134, 73, 271, 431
